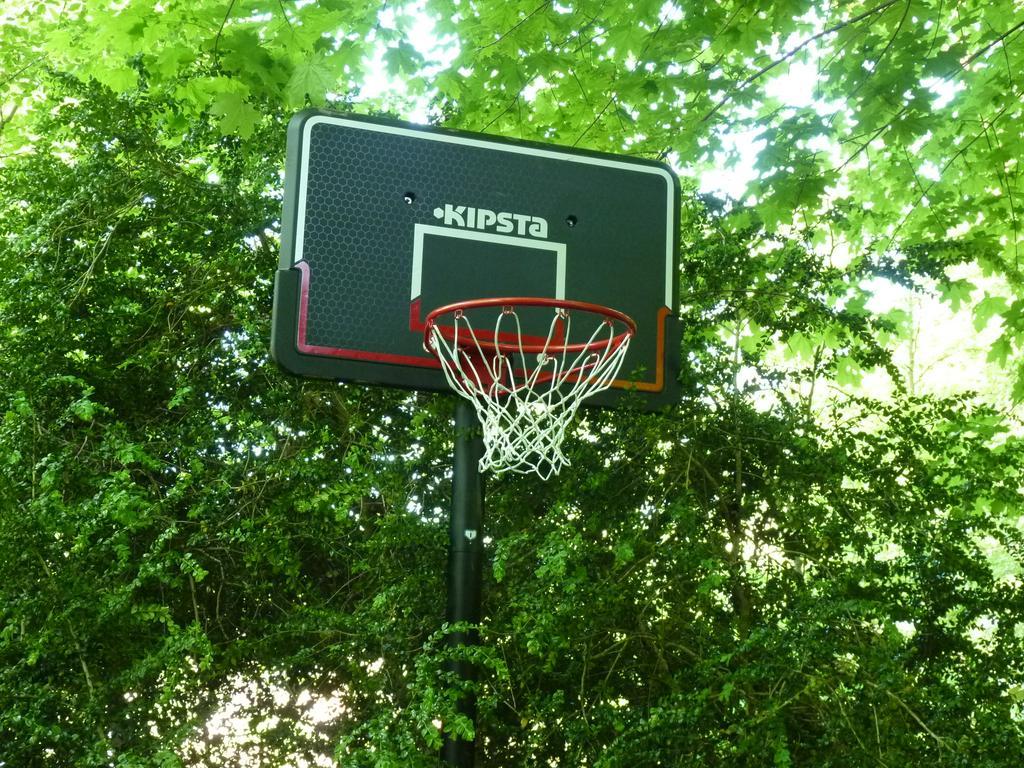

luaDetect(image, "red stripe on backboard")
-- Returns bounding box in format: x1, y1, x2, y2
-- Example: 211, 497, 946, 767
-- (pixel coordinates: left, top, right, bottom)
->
294, 262, 666, 390
409, 296, 424, 332
295, 261, 441, 368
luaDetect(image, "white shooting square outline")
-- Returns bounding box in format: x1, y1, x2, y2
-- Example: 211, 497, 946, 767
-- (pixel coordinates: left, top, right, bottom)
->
410, 223, 566, 302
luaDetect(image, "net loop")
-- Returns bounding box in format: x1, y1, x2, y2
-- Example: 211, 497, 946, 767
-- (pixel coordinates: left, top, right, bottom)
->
423, 298, 635, 479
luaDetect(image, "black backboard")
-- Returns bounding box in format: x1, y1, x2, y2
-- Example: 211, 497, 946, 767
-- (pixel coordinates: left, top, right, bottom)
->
271, 110, 680, 408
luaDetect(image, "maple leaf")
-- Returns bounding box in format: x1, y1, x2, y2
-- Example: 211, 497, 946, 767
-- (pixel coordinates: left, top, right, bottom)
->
210, 92, 261, 139
286, 54, 338, 106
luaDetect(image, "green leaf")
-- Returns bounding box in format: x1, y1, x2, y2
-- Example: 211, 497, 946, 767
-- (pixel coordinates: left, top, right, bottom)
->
5, 4, 1024, 764
286, 54, 338, 106
91, 63, 138, 93
150, 44, 196, 79
167, 385, 193, 410
613, 541, 635, 566
1014, 360, 1024, 402
835, 356, 863, 387
987, 335, 1013, 366
785, 331, 817, 360
69, 386, 105, 421
384, 41, 423, 77
326, 40, 367, 73
882, 308, 912, 333
822, 325, 844, 350
1004, 299, 1024, 333
173, 76, 245, 117
210, 92, 261, 139
739, 321, 766, 353
973, 295, 1008, 331
939, 278, 976, 311
435, 70, 463, 99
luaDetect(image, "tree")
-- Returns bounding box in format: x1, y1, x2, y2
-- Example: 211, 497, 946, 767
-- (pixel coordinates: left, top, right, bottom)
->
1, 1, 1023, 766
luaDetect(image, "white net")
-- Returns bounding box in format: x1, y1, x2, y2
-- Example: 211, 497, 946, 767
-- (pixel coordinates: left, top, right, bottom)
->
425, 303, 633, 479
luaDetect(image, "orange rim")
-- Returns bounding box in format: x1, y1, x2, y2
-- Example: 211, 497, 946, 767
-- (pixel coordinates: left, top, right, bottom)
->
424, 297, 636, 356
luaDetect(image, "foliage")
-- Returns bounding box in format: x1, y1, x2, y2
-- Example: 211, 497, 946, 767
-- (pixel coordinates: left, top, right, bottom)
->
2, 1, 1024, 766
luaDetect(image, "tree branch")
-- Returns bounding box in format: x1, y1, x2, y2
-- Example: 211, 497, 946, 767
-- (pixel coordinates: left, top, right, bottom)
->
481, 96, 519, 132
836, 0, 912, 111
883, 97, 1015, 251
963, 18, 1024, 67
865, 681, 952, 751
36, 553, 95, 697
0, 54, 46, 91
478, 1, 550, 51
702, 0, 903, 123
572, 94, 616, 147
213, 0, 238, 58
189, 574, 202, 626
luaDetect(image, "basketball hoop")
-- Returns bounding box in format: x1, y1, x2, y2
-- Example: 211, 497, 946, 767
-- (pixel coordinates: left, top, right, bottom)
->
423, 297, 636, 478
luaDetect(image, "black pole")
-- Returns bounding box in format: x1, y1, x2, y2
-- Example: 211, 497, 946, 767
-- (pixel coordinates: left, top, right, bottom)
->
441, 400, 485, 767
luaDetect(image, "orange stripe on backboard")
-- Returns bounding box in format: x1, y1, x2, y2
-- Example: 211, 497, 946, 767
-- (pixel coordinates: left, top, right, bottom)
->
611, 305, 669, 392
